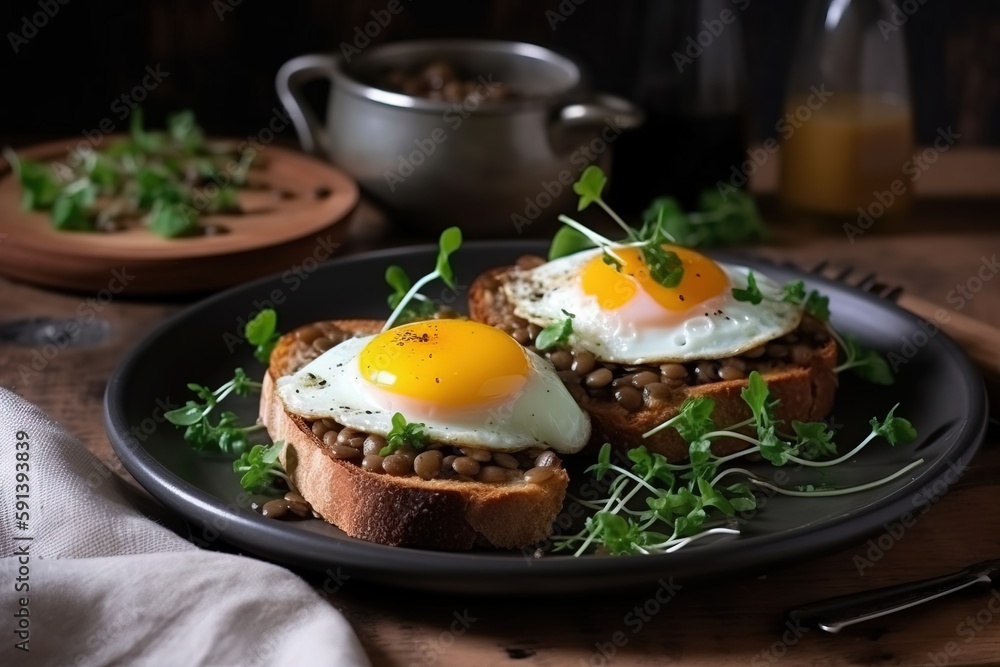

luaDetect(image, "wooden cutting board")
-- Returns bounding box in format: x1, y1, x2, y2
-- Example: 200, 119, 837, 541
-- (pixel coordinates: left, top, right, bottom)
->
0, 138, 358, 294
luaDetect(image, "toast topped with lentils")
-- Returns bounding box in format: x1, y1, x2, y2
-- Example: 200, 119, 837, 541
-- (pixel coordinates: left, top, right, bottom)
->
468, 256, 839, 463
259, 319, 573, 550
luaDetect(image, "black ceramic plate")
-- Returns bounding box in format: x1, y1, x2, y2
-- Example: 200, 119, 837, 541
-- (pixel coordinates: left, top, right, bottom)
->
105, 241, 988, 595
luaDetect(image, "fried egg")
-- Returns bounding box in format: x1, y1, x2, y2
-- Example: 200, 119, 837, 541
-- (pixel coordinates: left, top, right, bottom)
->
502, 245, 802, 364
276, 319, 591, 454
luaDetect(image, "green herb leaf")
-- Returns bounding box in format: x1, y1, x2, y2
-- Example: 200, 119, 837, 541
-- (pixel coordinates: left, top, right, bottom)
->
782, 280, 830, 321
697, 477, 735, 515
627, 447, 675, 487
245, 310, 280, 364
129, 108, 168, 154
791, 421, 838, 460
870, 404, 917, 445
672, 397, 717, 443
646, 487, 697, 524
732, 271, 763, 305
782, 280, 806, 304
757, 426, 792, 466
380, 412, 429, 456
640, 197, 686, 243
234, 442, 286, 493
51, 189, 94, 231
211, 411, 252, 453
695, 189, 766, 247
148, 200, 198, 238
382, 228, 464, 330
385, 265, 411, 309
167, 372, 263, 454
384, 265, 437, 324
740, 371, 775, 430
804, 291, 831, 322
573, 165, 608, 211
674, 506, 708, 538
209, 186, 240, 212
187, 382, 216, 403
589, 513, 646, 555
840, 334, 894, 385
641, 245, 684, 288
548, 226, 596, 260
87, 154, 119, 190
586, 443, 614, 481
687, 438, 717, 483
601, 249, 623, 271
725, 483, 757, 512
535, 311, 575, 350
11, 156, 62, 210
165, 400, 209, 426
639, 189, 765, 249
167, 109, 204, 152
435, 226, 463, 289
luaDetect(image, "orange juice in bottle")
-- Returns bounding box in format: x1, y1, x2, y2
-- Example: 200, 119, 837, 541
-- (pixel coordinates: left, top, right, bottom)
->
780, 0, 914, 227
779, 92, 914, 218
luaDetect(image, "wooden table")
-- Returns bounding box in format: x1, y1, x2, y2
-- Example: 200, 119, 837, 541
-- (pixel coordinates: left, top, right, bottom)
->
2, 150, 1000, 666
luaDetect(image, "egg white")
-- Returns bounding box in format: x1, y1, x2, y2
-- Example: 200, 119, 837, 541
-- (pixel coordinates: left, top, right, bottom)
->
502, 248, 803, 364
276, 334, 591, 454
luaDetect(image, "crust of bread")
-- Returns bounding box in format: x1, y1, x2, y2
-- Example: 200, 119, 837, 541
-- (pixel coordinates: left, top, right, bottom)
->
468, 265, 839, 463
259, 319, 569, 551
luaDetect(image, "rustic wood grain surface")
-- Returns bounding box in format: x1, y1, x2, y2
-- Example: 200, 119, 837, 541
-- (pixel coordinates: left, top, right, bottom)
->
1, 150, 999, 666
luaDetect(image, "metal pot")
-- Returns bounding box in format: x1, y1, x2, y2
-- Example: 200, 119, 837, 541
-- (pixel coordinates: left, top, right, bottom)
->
276, 40, 643, 237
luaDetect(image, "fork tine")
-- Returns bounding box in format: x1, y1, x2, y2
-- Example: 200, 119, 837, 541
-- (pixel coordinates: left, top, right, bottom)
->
855, 272, 878, 290
882, 285, 904, 302
810, 260, 829, 274
833, 266, 854, 281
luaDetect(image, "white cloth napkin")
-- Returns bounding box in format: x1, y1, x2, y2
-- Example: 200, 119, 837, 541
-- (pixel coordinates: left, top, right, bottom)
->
0, 387, 370, 667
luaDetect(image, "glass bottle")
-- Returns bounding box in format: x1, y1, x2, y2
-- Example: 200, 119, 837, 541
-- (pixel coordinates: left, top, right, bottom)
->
610, 0, 748, 214
778, 0, 914, 225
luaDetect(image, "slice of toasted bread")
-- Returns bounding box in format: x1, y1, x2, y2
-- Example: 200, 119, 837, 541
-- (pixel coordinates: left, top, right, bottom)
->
468, 264, 838, 462
259, 319, 569, 551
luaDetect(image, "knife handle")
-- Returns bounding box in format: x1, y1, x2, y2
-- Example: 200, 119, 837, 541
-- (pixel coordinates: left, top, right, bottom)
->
787, 566, 995, 633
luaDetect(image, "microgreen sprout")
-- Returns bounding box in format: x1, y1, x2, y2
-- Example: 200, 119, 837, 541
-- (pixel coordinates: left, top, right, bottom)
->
379, 413, 429, 456
558, 166, 688, 288
164, 367, 264, 454
553, 214, 628, 267
557, 371, 920, 557
245, 308, 280, 364
572, 166, 633, 235
535, 310, 575, 350
731, 275, 891, 385
731, 271, 763, 305
384, 265, 438, 324
382, 227, 462, 331
829, 329, 895, 385
233, 442, 292, 494
782, 280, 831, 321
641, 189, 765, 249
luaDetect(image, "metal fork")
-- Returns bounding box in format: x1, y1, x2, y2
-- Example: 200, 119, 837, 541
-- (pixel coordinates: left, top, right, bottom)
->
778, 259, 1000, 632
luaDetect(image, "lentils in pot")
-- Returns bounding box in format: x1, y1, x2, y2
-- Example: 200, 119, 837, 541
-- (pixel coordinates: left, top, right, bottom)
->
379, 60, 520, 104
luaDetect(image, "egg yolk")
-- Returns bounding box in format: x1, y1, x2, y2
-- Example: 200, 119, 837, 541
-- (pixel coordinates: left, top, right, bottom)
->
358, 319, 530, 408
581, 245, 729, 311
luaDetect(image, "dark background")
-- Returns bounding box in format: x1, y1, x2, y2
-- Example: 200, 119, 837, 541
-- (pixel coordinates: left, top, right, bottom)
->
0, 0, 997, 149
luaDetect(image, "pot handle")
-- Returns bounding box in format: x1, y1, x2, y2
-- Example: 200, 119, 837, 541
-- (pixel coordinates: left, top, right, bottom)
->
555, 93, 645, 131
275, 54, 339, 156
